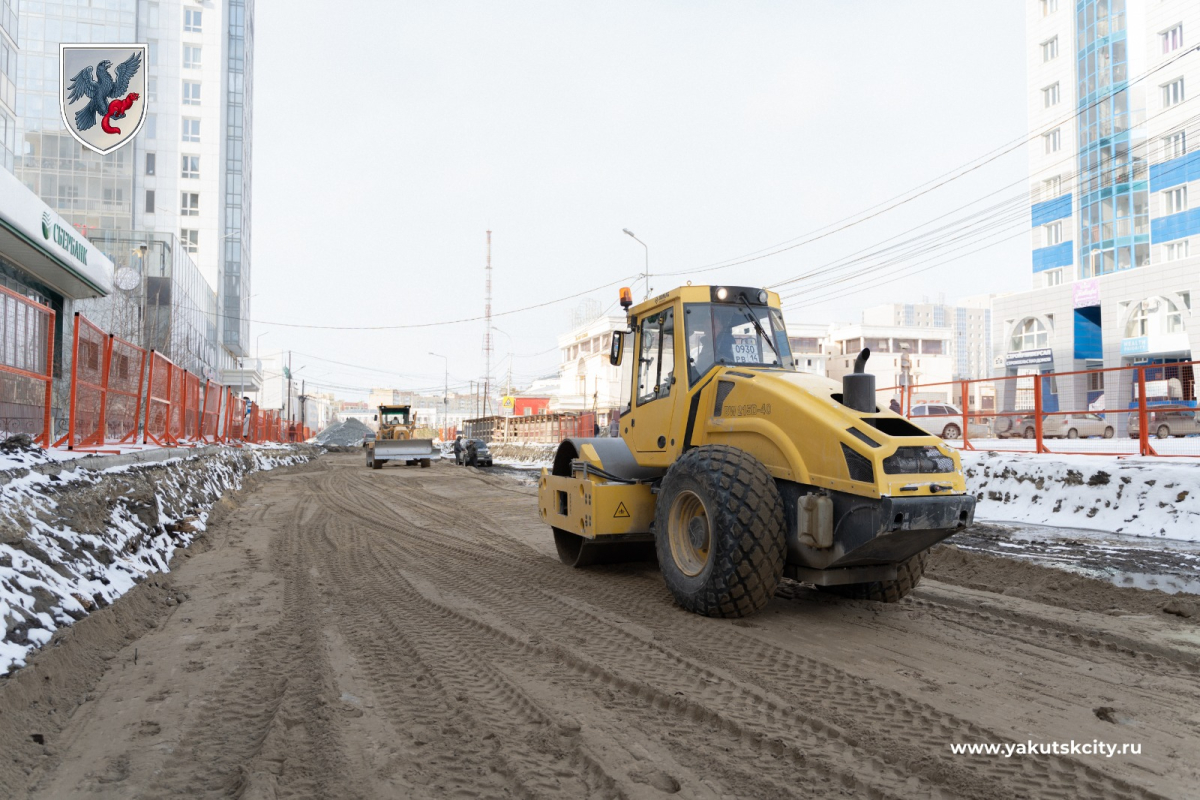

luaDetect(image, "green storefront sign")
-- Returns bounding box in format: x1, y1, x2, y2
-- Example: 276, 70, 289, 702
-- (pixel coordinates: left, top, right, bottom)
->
41, 211, 88, 266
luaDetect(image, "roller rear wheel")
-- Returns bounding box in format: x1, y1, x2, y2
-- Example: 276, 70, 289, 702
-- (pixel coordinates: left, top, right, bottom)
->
654, 445, 785, 617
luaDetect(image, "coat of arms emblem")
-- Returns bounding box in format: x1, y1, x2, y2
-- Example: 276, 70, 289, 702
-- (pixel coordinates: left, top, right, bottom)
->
60, 44, 148, 155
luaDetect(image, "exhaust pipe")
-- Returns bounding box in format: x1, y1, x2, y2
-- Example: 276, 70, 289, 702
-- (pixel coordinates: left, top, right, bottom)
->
842, 348, 876, 413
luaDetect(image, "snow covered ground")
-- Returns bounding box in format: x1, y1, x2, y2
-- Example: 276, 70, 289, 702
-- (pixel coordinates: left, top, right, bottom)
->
962, 450, 1200, 541
0, 444, 310, 675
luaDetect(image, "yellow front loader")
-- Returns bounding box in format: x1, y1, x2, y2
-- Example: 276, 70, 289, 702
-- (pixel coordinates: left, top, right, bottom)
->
365, 405, 438, 469
537, 285, 975, 617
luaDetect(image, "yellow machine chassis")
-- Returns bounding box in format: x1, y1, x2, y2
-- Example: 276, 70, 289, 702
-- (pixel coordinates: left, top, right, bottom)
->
538, 472, 655, 538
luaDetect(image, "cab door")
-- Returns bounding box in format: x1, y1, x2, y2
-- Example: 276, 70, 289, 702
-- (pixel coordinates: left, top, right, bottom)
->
626, 305, 684, 460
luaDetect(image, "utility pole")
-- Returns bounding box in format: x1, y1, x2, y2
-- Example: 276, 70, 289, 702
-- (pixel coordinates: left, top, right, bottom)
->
300, 379, 306, 430
286, 350, 293, 421
483, 230, 493, 415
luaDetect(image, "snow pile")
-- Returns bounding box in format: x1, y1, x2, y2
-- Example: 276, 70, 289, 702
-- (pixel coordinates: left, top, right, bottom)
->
0, 446, 310, 674
489, 441, 557, 467
963, 451, 1200, 541
315, 418, 374, 447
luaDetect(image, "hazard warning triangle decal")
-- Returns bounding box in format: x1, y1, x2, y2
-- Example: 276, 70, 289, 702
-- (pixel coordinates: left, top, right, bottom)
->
613, 502, 631, 518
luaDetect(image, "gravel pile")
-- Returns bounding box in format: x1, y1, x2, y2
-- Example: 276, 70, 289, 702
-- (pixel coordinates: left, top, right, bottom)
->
315, 418, 374, 447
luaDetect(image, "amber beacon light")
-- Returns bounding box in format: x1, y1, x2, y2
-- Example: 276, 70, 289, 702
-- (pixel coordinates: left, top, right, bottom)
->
619, 287, 633, 309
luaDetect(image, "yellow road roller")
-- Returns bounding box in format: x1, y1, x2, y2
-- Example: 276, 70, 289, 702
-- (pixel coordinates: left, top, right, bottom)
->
537, 284, 975, 617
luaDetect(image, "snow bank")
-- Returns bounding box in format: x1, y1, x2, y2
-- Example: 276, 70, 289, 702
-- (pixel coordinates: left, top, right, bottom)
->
0, 445, 311, 675
489, 441, 556, 467
963, 451, 1200, 541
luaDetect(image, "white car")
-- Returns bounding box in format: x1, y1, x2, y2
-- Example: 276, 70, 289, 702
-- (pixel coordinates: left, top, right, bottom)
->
909, 403, 990, 440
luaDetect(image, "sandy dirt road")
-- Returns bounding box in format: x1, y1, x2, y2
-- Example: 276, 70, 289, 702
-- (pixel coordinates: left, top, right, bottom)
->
3, 452, 1200, 799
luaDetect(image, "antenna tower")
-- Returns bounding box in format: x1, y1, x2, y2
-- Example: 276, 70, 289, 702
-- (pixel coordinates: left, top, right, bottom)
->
483, 230, 493, 415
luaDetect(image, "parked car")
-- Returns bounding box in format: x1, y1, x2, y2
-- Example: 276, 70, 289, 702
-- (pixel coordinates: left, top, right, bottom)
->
1128, 409, 1200, 439
456, 438, 494, 467
1042, 413, 1115, 439
908, 403, 990, 440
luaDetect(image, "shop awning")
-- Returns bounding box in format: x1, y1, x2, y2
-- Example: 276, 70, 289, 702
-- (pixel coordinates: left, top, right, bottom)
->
0, 168, 112, 300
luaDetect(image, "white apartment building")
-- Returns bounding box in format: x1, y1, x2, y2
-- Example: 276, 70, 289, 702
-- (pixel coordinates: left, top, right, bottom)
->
552, 314, 626, 423
1004, 0, 1200, 425
825, 324, 956, 394
862, 299, 993, 380
784, 322, 829, 375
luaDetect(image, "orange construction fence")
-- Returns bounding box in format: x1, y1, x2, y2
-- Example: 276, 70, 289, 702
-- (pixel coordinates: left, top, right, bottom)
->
55, 313, 148, 451
106, 332, 147, 445
143, 351, 179, 447
200, 380, 224, 443
878, 358, 1200, 458
0, 285, 55, 447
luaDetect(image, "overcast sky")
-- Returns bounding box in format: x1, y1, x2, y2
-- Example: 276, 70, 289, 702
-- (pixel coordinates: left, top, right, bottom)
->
252, 1, 1027, 401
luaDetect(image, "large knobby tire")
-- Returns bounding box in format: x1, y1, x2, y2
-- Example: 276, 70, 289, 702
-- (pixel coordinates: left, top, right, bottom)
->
654, 445, 785, 618
820, 551, 928, 603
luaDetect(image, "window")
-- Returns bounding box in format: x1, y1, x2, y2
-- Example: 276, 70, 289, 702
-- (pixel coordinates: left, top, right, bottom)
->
1040, 0, 1057, 16
182, 81, 201, 105
145, 114, 156, 139
1044, 221, 1063, 246
1163, 78, 1185, 108
1045, 269, 1064, 286
1162, 24, 1183, 54
147, 39, 157, 66
145, 190, 155, 214
1044, 128, 1061, 153
1010, 318, 1049, 351
182, 118, 200, 142
1041, 36, 1058, 62
183, 46, 202, 69
1165, 186, 1187, 214
145, 152, 155, 175
1043, 83, 1060, 108
1041, 175, 1062, 198
1164, 131, 1187, 160
184, 8, 202, 32
181, 155, 200, 179
181, 229, 198, 254
1166, 240, 1190, 261
181, 192, 199, 216
1126, 297, 1185, 337
147, 77, 157, 103
636, 308, 675, 405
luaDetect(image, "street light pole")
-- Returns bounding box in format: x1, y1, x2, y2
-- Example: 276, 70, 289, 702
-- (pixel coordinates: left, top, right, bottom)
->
430, 352, 448, 435
622, 228, 650, 300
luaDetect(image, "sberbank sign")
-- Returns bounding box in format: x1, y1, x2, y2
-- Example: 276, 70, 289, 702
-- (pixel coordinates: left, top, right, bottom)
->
41, 211, 88, 266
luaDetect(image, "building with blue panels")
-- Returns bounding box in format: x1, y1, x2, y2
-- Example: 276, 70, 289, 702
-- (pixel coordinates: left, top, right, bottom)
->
994, 0, 1200, 429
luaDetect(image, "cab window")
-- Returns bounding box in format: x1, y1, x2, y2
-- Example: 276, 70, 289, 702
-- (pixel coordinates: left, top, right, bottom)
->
637, 308, 675, 405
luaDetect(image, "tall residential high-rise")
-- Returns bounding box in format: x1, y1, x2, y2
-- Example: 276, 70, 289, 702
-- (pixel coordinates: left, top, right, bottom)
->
12, 0, 255, 386
995, 0, 1200, 425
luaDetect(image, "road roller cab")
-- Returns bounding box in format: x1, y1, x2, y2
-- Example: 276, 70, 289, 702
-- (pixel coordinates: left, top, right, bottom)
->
537, 284, 976, 617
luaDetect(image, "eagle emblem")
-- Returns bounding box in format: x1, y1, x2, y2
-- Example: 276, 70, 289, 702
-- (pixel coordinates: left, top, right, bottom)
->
60, 44, 148, 155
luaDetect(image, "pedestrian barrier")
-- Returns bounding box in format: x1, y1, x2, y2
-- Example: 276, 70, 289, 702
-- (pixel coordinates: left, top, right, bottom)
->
225, 391, 245, 444
105, 333, 147, 445
143, 351, 178, 447
181, 371, 201, 442
0, 285, 55, 446
55, 313, 108, 450
200, 380, 224, 443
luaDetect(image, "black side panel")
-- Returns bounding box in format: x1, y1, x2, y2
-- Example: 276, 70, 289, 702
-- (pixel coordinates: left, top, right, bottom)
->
683, 375, 718, 451
713, 380, 736, 416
